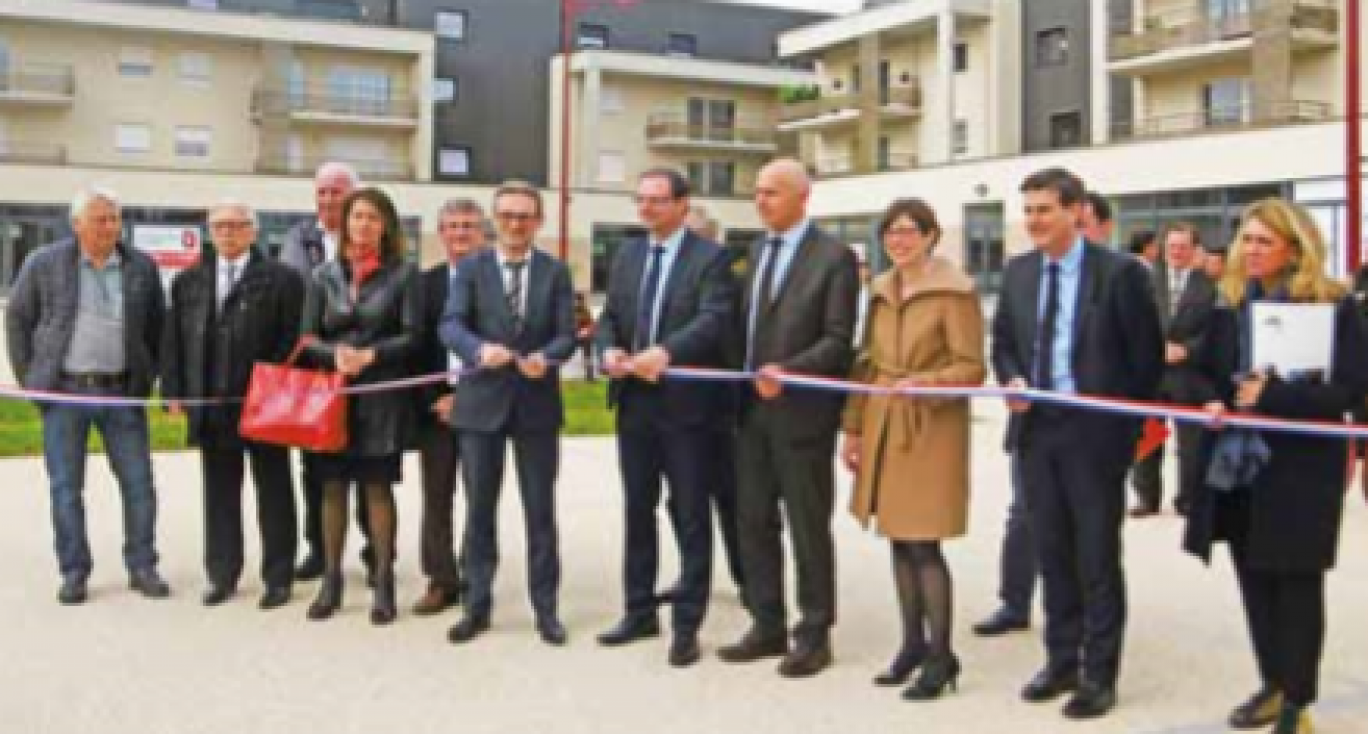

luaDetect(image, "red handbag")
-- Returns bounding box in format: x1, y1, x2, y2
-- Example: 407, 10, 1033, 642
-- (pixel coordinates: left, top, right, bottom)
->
239, 338, 347, 452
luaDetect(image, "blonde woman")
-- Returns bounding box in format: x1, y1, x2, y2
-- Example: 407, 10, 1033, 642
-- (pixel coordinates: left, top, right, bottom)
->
1184, 198, 1368, 734
840, 198, 986, 700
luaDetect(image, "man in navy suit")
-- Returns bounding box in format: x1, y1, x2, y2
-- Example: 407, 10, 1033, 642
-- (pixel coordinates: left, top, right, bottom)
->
594, 169, 737, 667
440, 181, 576, 647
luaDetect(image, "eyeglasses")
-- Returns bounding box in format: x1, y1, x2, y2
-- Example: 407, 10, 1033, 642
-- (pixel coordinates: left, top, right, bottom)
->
884, 226, 924, 239
441, 221, 485, 231
495, 211, 539, 223
209, 221, 253, 231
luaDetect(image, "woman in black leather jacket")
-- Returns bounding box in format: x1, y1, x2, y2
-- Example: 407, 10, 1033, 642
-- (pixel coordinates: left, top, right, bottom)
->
300, 187, 421, 625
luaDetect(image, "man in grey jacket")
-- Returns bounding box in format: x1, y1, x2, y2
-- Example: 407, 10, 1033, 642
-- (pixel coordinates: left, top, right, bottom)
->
5, 186, 170, 605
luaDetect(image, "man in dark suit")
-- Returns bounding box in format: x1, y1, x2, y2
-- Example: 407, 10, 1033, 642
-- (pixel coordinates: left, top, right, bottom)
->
992, 168, 1163, 719
411, 199, 487, 616
717, 158, 860, 678
1132, 223, 1217, 518
276, 161, 371, 581
440, 181, 576, 646
162, 200, 302, 610
594, 169, 736, 667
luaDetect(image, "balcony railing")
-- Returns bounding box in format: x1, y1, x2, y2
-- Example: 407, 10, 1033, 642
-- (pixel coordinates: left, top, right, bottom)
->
813, 151, 917, 178
0, 142, 66, 165
1111, 1, 1338, 61
253, 88, 420, 123
0, 63, 75, 99
644, 115, 777, 149
1110, 99, 1333, 141
257, 155, 413, 181
780, 84, 921, 126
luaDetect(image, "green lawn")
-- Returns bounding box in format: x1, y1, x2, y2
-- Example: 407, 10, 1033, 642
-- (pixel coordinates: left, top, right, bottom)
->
0, 380, 614, 458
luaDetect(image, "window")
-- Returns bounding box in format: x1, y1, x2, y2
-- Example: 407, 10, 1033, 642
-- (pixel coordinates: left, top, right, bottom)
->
685, 160, 737, 196
118, 47, 154, 78
1203, 77, 1250, 127
178, 52, 212, 87
295, 0, 360, 21
952, 119, 968, 157
597, 151, 625, 184
1035, 27, 1069, 67
115, 123, 151, 153
439, 146, 471, 177
577, 23, 609, 50
435, 10, 468, 41
187, 0, 218, 9
433, 77, 457, 103
174, 126, 211, 158
667, 33, 697, 58
327, 66, 392, 116
1049, 111, 1083, 149
953, 42, 969, 73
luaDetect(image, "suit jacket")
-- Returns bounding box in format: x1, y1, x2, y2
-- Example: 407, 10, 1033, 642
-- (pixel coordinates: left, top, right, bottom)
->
440, 247, 576, 434
594, 230, 736, 428
736, 222, 860, 442
161, 248, 304, 446
5, 239, 164, 397
278, 219, 328, 281
991, 242, 1164, 452
1157, 266, 1218, 404
415, 261, 464, 429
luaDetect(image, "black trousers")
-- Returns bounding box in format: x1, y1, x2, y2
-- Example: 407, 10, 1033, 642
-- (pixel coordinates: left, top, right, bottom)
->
201, 440, 298, 589
1225, 495, 1327, 706
418, 421, 463, 592
300, 450, 370, 559
460, 428, 560, 620
665, 424, 745, 590
736, 405, 837, 645
1131, 420, 1204, 511
996, 453, 1037, 619
616, 396, 713, 635
1019, 412, 1129, 686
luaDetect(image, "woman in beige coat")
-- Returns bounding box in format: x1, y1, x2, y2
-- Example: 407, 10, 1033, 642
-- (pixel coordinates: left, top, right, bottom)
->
840, 198, 986, 701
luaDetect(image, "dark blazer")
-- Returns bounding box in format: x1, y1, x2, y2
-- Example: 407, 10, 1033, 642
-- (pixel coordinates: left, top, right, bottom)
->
301, 256, 422, 455
736, 222, 860, 442
1158, 267, 1219, 404
991, 242, 1165, 451
594, 230, 736, 427
5, 239, 164, 397
1184, 295, 1368, 571
161, 249, 304, 446
415, 261, 463, 429
440, 247, 576, 434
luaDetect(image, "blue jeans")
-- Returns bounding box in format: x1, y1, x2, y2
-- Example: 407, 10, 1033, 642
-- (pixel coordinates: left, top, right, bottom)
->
41, 396, 159, 579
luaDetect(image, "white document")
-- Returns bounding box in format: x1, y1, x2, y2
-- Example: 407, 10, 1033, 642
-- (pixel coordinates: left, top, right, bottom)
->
1251, 302, 1336, 375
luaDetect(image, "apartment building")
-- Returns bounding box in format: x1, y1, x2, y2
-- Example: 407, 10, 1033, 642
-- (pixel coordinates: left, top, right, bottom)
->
780, 0, 1365, 292
551, 48, 816, 290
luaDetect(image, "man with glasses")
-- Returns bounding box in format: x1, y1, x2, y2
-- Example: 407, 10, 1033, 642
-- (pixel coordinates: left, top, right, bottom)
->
161, 200, 304, 609
441, 181, 576, 646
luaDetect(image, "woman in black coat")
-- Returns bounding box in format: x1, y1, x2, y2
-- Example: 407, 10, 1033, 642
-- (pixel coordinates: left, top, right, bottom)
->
1184, 198, 1368, 734
300, 187, 421, 626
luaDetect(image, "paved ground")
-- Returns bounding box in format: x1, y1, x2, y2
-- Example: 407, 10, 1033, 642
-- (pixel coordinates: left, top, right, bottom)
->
1, 401, 1368, 734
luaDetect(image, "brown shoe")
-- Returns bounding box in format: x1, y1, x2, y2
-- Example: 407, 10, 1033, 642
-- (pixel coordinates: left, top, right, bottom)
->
412, 585, 461, 616
1128, 505, 1158, 519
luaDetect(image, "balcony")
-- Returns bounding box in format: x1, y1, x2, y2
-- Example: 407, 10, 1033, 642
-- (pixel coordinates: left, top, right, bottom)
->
779, 84, 921, 132
1110, 99, 1333, 142
0, 142, 66, 165
256, 155, 413, 181
812, 151, 917, 179
0, 63, 75, 106
252, 88, 420, 129
1110, 2, 1339, 75
644, 114, 778, 155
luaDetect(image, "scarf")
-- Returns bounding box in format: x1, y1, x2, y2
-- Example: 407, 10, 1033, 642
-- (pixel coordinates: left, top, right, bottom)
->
1206, 280, 1287, 492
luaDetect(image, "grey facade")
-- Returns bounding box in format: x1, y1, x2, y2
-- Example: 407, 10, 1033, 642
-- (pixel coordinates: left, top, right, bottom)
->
99, 0, 825, 186
1019, 0, 1093, 153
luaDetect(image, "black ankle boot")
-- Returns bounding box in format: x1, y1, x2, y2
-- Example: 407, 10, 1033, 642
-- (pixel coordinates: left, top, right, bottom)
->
307, 572, 343, 621
370, 566, 396, 626
874, 645, 928, 686
902, 653, 961, 701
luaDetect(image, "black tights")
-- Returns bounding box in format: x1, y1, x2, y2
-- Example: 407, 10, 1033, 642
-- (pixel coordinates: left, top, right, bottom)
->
321, 481, 396, 577
891, 540, 954, 658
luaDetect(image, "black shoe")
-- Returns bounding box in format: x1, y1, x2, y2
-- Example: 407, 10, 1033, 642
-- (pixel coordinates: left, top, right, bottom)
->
57, 575, 87, 605
778, 640, 833, 678
874, 645, 928, 686
973, 608, 1029, 637
1022, 667, 1079, 703
669, 634, 701, 668
370, 568, 397, 626
306, 572, 343, 621
537, 616, 568, 646
201, 584, 236, 606
1174, 499, 1192, 517
1062, 681, 1117, 720
129, 568, 171, 599
259, 586, 291, 610
1271, 703, 1312, 734
717, 629, 788, 663
902, 653, 961, 700
1229, 686, 1283, 730
447, 614, 490, 644
597, 615, 661, 646
296, 553, 324, 581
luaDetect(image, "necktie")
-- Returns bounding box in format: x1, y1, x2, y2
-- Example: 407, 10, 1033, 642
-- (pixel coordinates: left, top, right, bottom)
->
1171, 269, 1186, 312
505, 260, 526, 333
746, 237, 785, 370
635, 244, 666, 352
1034, 262, 1060, 390
218, 262, 238, 312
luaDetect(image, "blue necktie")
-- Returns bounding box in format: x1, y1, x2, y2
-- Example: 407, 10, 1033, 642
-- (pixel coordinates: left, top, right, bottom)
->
635, 245, 665, 352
